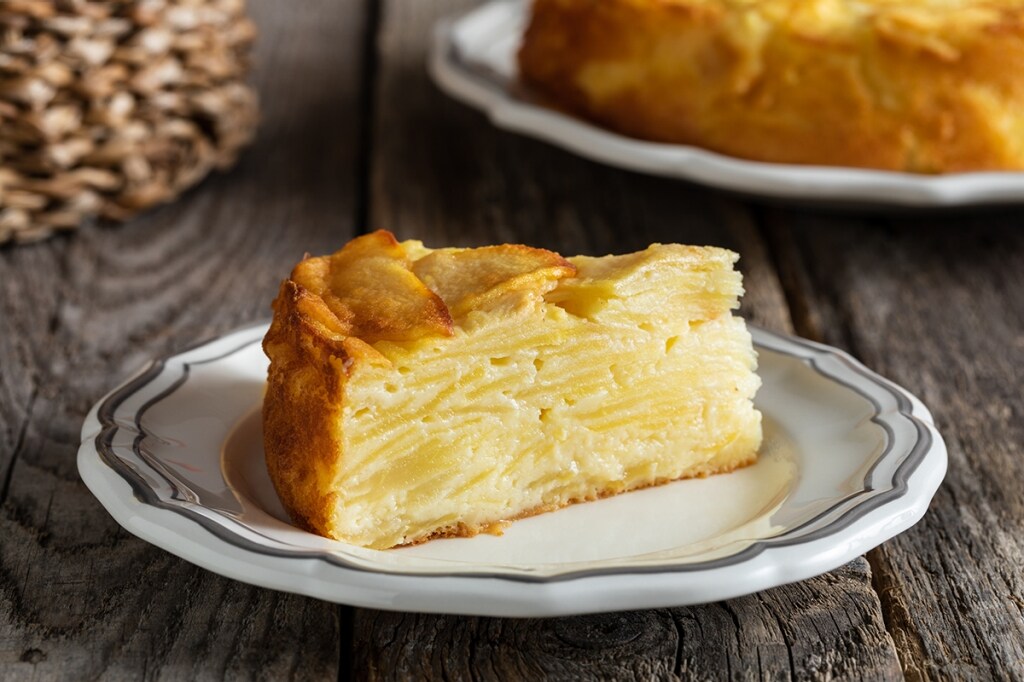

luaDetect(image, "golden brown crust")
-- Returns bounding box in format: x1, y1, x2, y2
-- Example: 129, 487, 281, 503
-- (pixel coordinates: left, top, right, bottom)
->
262, 280, 384, 537
262, 282, 341, 536
411, 243, 575, 317
518, 0, 1024, 172
290, 230, 455, 344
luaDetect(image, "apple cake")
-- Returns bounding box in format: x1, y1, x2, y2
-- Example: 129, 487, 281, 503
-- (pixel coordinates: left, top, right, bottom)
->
518, 0, 1024, 173
262, 231, 762, 549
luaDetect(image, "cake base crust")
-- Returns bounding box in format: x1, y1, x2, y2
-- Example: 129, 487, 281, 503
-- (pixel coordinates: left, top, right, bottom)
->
395, 453, 758, 547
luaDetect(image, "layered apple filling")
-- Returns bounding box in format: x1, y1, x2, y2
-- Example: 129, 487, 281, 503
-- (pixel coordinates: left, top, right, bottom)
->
262, 231, 761, 549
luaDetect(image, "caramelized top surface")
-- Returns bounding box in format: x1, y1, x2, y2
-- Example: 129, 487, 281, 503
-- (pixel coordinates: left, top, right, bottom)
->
283, 230, 739, 347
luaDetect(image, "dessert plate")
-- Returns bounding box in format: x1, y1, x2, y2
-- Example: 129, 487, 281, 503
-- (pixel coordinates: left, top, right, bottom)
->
430, 1, 1024, 207
78, 322, 945, 617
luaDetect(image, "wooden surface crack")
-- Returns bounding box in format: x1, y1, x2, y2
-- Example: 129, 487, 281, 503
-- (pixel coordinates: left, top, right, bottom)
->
0, 386, 37, 507
759, 592, 798, 682
669, 612, 685, 677
354, 0, 383, 236
867, 548, 929, 680
756, 214, 820, 340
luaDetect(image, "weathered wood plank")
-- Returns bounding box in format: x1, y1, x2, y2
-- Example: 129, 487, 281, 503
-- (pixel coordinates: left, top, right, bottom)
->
764, 211, 1024, 680
355, 560, 898, 681
0, 248, 55, 504
0, 1, 365, 678
352, 2, 902, 679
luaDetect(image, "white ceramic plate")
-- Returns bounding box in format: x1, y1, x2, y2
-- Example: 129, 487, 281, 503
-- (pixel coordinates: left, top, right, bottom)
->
430, 0, 1024, 207
78, 322, 945, 617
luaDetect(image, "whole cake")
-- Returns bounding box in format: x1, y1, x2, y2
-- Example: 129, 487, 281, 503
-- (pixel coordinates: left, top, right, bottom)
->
518, 0, 1024, 173
262, 231, 762, 549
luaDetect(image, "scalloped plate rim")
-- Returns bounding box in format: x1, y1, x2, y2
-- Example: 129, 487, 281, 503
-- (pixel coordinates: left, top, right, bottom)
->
77, 322, 946, 617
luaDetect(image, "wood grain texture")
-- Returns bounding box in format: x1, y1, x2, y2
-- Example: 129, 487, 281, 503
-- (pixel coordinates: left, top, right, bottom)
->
0, 1, 365, 678
351, 2, 902, 680
4, 0, 1018, 678
764, 211, 1024, 681
354, 562, 900, 681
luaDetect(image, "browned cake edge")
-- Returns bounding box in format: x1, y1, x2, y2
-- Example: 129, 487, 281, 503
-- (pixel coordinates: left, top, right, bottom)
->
262, 279, 387, 539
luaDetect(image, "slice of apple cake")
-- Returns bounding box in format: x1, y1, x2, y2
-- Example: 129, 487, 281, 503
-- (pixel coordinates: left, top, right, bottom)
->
262, 230, 762, 549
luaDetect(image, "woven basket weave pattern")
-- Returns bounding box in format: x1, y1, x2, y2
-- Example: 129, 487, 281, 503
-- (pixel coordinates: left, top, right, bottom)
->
0, 0, 258, 244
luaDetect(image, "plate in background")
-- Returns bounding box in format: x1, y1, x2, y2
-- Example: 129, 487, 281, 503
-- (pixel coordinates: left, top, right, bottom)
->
430, 1, 1024, 207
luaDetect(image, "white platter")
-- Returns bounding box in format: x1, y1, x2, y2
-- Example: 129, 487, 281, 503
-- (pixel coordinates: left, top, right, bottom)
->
78, 322, 945, 617
430, 0, 1024, 207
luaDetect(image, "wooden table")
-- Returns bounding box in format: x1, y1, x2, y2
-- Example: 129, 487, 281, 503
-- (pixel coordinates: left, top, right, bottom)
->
2, 1, 1022, 679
